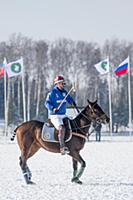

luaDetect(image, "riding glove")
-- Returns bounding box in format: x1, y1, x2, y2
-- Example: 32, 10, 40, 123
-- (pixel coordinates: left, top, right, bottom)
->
53, 108, 59, 113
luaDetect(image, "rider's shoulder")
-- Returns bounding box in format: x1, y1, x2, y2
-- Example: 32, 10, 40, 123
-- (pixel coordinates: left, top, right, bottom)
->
50, 87, 58, 95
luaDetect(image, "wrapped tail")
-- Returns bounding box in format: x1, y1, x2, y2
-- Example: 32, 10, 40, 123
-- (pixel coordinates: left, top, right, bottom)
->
10, 128, 17, 141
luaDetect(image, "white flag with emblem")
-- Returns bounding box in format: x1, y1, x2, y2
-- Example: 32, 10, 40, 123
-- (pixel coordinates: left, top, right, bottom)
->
5, 58, 23, 77
94, 58, 109, 75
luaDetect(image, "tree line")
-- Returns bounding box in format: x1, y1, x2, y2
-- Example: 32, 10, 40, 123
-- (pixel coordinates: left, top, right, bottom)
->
0, 33, 133, 130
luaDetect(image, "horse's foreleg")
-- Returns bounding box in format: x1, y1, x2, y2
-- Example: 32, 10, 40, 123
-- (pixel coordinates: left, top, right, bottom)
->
71, 153, 86, 184
72, 158, 78, 178
76, 155, 86, 179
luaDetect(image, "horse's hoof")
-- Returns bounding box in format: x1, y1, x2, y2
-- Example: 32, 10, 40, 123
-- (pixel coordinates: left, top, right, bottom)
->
27, 180, 36, 185
71, 177, 78, 182
71, 177, 83, 184
76, 180, 82, 185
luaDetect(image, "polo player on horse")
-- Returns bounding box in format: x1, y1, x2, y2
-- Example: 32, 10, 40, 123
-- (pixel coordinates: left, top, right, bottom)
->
44, 75, 77, 155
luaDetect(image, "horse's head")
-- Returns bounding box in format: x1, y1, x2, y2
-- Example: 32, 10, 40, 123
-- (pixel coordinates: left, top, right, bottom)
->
84, 99, 110, 124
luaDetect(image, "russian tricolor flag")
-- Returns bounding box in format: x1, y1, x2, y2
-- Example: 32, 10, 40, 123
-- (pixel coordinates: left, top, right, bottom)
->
114, 57, 129, 76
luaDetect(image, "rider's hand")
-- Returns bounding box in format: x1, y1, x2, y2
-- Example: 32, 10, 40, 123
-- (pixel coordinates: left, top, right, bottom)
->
73, 101, 80, 113
53, 108, 59, 113
73, 101, 77, 108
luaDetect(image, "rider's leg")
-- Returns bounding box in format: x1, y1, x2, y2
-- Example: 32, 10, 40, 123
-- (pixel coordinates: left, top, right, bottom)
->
58, 125, 70, 155
50, 115, 69, 155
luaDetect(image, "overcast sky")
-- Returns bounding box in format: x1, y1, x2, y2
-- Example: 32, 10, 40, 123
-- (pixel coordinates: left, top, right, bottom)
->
0, 0, 133, 46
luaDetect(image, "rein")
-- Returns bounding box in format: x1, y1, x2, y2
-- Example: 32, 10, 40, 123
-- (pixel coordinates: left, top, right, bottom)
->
71, 124, 96, 140
71, 110, 93, 139
71, 105, 106, 139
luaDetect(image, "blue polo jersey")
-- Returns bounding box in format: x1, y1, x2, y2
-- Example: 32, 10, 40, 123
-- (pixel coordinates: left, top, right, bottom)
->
44, 86, 74, 115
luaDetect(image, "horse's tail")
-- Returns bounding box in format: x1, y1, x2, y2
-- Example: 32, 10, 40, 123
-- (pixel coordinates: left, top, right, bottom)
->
10, 128, 17, 141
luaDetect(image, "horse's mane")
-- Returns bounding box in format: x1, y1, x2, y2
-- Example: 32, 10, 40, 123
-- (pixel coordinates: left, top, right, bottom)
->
72, 107, 86, 121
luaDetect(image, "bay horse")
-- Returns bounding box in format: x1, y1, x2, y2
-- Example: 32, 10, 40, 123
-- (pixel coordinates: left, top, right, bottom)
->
12, 99, 109, 185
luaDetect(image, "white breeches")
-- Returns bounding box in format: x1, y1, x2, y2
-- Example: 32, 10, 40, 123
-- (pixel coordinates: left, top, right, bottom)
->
49, 114, 66, 130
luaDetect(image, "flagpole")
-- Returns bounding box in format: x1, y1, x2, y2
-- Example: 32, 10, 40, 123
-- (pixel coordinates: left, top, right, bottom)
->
108, 58, 113, 136
3, 58, 8, 136
4, 67, 7, 136
21, 58, 26, 122
128, 56, 132, 137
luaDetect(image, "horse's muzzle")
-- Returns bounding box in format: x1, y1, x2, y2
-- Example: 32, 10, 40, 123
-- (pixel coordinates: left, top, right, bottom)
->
100, 115, 110, 124
106, 117, 110, 123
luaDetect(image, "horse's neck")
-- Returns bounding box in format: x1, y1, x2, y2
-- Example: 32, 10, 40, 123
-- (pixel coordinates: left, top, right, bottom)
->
71, 111, 91, 134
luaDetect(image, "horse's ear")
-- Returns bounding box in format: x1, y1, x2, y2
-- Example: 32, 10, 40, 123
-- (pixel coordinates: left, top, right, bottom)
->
87, 99, 97, 105
87, 99, 91, 104
87, 99, 97, 109
87, 99, 92, 108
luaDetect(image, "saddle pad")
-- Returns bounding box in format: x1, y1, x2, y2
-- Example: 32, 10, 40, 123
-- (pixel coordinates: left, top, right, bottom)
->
41, 123, 72, 143
42, 123, 58, 142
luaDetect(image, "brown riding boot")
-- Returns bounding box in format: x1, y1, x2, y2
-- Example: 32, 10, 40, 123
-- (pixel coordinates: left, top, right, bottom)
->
58, 125, 70, 155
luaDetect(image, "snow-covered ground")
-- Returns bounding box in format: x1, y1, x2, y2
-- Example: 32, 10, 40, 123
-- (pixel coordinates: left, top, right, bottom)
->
0, 136, 133, 200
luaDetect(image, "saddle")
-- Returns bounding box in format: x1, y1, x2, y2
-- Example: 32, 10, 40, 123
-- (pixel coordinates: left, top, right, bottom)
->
41, 117, 72, 143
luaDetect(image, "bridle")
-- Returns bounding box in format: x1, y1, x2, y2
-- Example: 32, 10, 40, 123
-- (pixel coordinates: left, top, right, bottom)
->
72, 104, 106, 139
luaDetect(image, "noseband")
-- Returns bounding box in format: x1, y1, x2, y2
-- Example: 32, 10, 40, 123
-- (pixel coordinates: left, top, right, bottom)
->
88, 103, 107, 124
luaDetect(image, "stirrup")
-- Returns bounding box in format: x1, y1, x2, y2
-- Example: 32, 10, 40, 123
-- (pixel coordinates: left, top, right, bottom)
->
60, 147, 70, 155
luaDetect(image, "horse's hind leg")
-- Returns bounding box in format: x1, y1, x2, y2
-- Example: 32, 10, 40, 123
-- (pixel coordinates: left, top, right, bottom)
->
19, 156, 32, 182
19, 142, 40, 184
18, 132, 34, 184
19, 156, 30, 184
19, 151, 34, 184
